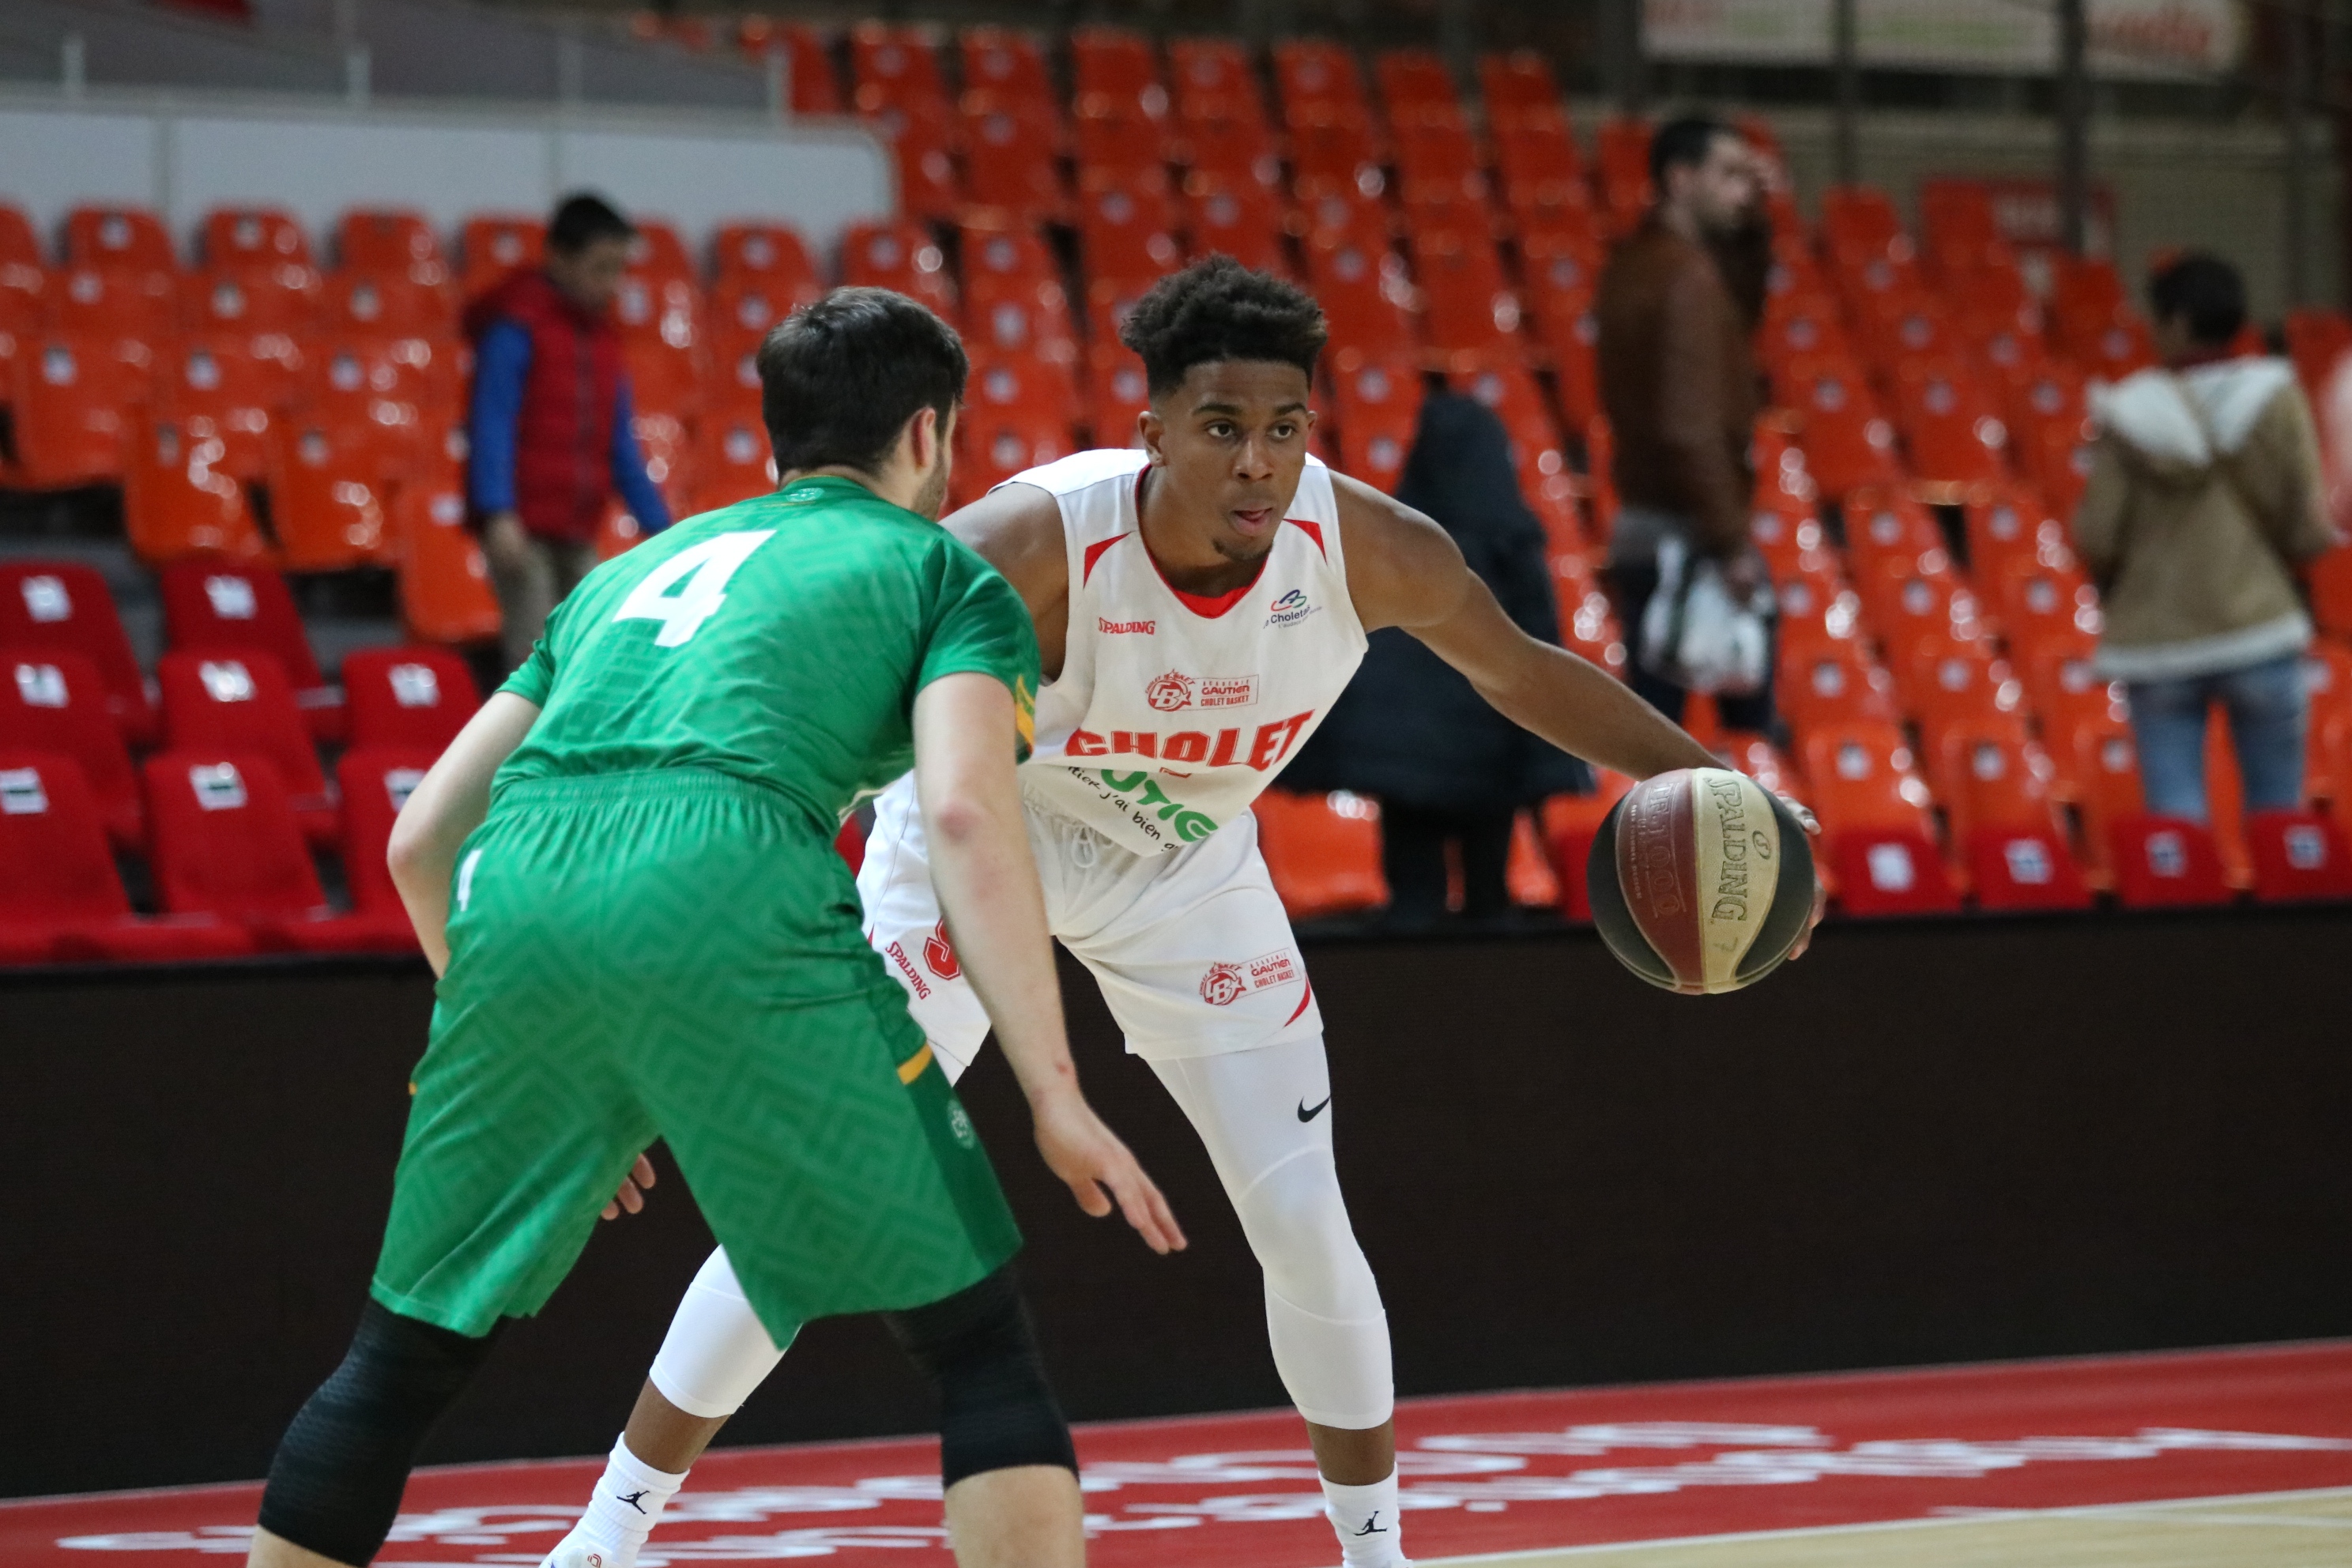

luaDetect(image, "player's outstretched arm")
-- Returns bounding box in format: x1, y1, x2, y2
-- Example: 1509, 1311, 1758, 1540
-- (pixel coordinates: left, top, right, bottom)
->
385, 692, 541, 976
1334, 474, 1722, 781
911, 673, 1185, 1256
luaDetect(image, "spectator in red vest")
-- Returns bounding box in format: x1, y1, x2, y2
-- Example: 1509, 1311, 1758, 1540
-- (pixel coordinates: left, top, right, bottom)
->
466, 192, 672, 671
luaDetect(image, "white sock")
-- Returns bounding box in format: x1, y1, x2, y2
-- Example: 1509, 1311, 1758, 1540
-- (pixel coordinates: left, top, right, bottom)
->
1321, 1469, 1407, 1567
547, 1437, 688, 1568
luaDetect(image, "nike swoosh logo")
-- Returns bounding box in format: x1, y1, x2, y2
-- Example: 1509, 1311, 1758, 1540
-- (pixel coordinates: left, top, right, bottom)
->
1297, 1095, 1332, 1123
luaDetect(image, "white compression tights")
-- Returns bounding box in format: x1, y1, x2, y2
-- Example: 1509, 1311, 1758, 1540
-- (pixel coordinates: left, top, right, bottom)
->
646, 1033, 1392, 1432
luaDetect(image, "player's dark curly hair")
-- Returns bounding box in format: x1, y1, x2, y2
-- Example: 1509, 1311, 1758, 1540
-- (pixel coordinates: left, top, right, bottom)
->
1118, 256, 1329, 398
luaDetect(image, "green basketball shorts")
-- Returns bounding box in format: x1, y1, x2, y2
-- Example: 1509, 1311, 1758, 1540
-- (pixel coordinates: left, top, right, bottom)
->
369, 768, 1021, 1341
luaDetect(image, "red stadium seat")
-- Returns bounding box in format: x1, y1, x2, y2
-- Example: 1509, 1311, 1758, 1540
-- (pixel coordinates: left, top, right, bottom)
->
1798, 722, 1958, 914
394, 479, 503, 646
320, 270, 455, 338
202, 206, 311, 270
64, 205, 176, 273
460, 216, 545, 298
335, 745, 437, 927
2244, 808, 2352, 902
2106, 813, 2232, 908
865, 100, 964, 220
1170, 37, 1265, 123
154, 337, 277, 481
692, 415, 779, 514
757, 22, 842, 116
1072, 25, 1163, 114
963, 104, 1067, 220
122, 419, 273, 566
1184, 179, 1287, 273
967, 348, 1080, 434
711, 223, 820, 295
1480, 51, 1565, 129
1773, 352, 1899, 499
0, 753, 251, 966
267, 419, 394, 572
954, 414, 1076, 508
1076, 109, 1175, 192
1780, 646, 1902, 732
1079, 187, 1184, 288
1415, 235, 1525, 368
961, 28, 1057, 115
850, 22, 951, 116
143, 751, 412, 952
840, 220, 958, 318
1963, 824, 2094, 911
337, 209, 447, 283
1887, 357, 2010, 491
0, 650, 142, 846
1288, 117, 1385, 205
1255, 787, 1389, 918
49, 263, 177, 350
0, 561, 156, 744
158, 559, 331, 713
0, 202, 42, 268
342, 646, 481, 752
1183, 115, 1283, 192
156, 652, 336, 841
9, 334, 147, 488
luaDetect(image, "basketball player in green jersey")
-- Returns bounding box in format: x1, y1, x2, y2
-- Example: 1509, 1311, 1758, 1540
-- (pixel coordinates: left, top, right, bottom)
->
243, 289, 1184, 1568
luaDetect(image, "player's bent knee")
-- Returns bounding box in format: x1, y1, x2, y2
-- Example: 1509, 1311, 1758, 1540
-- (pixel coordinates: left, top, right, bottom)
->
649, 1247, 793, 1419
1234, 1149, 1384, 1323
1265, 1287, 1395, 1430
884, 1265, 1077, 1488
256, 1302, 502, 1566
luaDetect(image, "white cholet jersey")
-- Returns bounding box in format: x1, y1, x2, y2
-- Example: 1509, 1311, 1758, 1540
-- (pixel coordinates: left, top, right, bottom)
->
1005, 448, 1368, 857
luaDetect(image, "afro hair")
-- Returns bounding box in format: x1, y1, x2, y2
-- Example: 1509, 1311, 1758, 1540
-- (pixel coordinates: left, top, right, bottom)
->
1118, 256, 1329, 397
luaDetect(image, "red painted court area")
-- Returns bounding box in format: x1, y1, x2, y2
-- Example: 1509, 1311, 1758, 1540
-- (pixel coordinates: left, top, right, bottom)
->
13, 1341, 2352, 1566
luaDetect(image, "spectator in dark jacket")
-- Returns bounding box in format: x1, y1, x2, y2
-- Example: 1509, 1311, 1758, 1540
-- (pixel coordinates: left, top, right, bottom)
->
466, 191, 671, 672
1291, 390, 1589, 925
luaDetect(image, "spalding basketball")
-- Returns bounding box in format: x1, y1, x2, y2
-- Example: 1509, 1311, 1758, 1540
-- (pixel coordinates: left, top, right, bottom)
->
1587, 767, 1815, 995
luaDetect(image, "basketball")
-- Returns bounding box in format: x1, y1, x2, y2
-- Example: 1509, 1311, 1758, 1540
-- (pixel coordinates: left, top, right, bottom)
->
1588, 767, 1815, 995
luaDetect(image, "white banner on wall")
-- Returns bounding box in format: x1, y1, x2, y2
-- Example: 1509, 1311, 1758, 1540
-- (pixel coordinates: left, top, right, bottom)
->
1644, 0, 2243, 80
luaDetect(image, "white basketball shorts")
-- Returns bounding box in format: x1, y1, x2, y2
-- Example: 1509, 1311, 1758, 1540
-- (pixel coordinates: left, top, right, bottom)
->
857, 773, 1325, 1070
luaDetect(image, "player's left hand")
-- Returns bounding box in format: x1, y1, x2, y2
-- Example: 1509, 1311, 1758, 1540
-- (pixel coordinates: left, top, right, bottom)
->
1776, 793, 1829, 960
601, 1152, 658, 1221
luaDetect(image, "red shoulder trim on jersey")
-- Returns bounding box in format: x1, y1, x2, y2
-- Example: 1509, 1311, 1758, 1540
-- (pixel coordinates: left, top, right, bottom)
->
1082, 532, 1131, 586
1287, 517, 1327, 558
1285, 977, 1315, 1026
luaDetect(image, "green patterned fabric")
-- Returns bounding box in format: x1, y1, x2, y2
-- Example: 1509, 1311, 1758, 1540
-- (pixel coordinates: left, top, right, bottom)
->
371, 480, 1037, 1341
499, 477, 1038, 826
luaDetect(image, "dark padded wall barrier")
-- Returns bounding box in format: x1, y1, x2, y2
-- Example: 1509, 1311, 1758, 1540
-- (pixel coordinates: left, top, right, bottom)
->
6, 908, 2350, 1495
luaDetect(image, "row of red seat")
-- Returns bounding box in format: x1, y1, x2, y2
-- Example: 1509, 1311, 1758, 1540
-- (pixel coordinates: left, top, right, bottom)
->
0, 746, 427, 963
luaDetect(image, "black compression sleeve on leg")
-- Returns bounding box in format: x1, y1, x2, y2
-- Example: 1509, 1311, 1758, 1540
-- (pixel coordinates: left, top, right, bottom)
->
256, 1302, 502, 1565
883, 1264, 1077, 1488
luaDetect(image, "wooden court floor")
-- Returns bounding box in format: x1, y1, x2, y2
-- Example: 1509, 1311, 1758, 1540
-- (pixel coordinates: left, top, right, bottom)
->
1434, 1486, 2352, 1568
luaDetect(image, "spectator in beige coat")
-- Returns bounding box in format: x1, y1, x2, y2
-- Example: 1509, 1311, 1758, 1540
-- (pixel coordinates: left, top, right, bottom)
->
2075, 254, 2341, 822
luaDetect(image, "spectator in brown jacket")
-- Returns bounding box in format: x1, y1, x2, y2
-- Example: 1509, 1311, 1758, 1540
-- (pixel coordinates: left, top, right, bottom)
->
1595, 116, 1771, 729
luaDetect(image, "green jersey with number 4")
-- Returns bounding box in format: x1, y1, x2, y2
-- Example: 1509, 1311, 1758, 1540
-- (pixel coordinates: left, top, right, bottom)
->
499, 475, 1038, 826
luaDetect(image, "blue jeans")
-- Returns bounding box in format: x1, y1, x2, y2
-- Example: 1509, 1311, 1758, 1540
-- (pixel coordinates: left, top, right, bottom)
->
2124, 654, 2309, 824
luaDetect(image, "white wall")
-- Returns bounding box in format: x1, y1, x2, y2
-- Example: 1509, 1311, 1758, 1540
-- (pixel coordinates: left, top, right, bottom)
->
0, 90, 892, 266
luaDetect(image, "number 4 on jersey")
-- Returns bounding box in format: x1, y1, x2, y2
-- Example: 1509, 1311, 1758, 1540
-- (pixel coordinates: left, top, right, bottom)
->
613, 530, 777, 646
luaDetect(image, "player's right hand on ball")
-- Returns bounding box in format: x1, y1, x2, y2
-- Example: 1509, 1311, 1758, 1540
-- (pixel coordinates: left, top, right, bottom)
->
1031, 1094, 1187, 1255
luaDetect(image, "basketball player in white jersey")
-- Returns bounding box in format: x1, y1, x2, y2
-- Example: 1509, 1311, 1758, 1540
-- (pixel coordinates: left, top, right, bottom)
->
543, 258, 1818, 1568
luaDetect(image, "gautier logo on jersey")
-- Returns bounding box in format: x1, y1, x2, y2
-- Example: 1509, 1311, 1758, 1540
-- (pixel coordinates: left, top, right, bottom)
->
1145, 671, 1261, 712
1200, 949, 1303, 1005
1266, 588, 1319, 628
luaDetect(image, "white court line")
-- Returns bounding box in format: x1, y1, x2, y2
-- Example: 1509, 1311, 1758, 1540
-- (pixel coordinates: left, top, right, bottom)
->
1420, 1484, 2352, 1562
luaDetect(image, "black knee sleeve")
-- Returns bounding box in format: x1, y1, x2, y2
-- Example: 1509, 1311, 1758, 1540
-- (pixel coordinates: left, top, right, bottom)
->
883, 1264, 1076, 1488
256, 1302, 501, 1566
